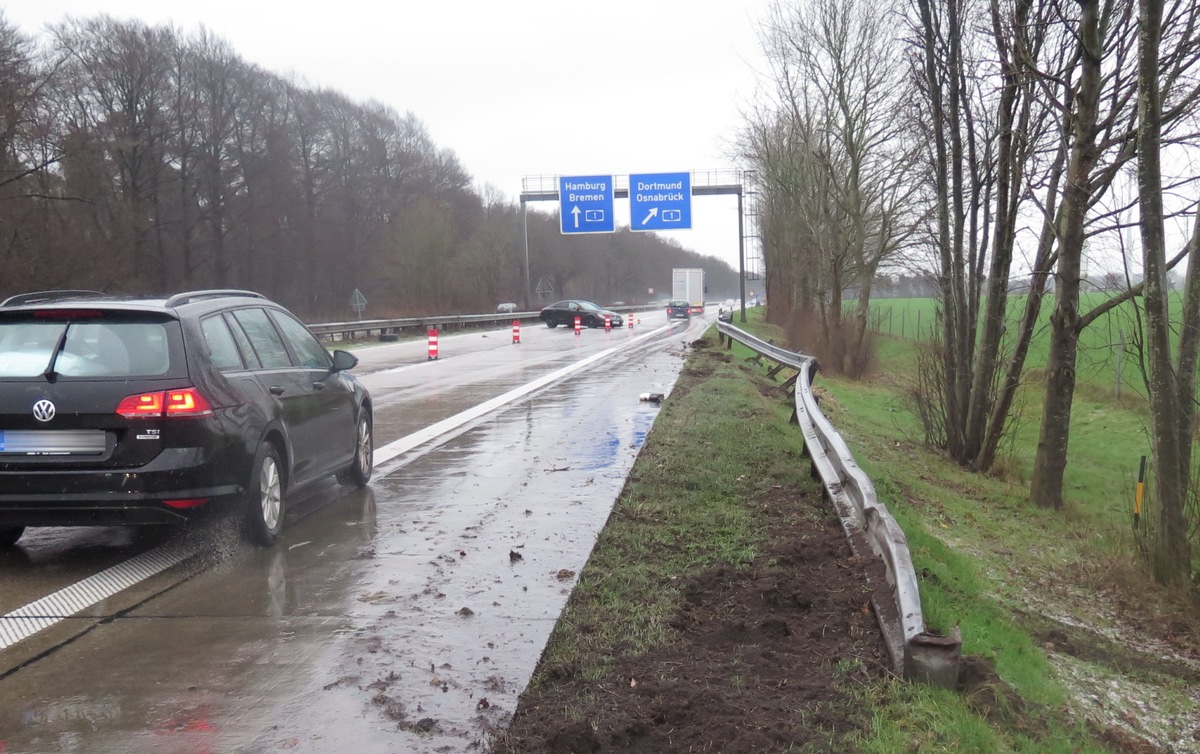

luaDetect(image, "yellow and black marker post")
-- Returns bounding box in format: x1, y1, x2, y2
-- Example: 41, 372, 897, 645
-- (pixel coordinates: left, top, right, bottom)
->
1134, 455, 1146, 528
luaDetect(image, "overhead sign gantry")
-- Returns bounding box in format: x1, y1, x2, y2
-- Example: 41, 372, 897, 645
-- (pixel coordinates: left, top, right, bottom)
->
522, 169, 756, 321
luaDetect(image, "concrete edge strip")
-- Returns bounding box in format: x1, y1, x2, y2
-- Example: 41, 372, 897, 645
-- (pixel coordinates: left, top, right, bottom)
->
0, 540, 198, 650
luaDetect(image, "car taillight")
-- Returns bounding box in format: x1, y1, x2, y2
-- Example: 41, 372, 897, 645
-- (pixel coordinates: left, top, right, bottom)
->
163, 498, 209, 509
164, 388, 213, 416
116, 388, 213, 418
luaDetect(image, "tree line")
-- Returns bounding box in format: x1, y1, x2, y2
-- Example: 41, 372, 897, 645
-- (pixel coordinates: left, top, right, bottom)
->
744, 0, 1200, 588
0, 13, 736, 321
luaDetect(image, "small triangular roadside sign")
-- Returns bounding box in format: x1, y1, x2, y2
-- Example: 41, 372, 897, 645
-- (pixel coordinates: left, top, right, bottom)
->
350, 288, 368, 308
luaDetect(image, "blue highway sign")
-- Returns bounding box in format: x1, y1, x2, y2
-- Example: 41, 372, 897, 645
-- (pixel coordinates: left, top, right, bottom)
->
629, 172, 691, 231
559, 175, 615, 234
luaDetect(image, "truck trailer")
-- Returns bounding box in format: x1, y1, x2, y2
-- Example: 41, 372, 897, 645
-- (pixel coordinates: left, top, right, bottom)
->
671, 268, 705, 313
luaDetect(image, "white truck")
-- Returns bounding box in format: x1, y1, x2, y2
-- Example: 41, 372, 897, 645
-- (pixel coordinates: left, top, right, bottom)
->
671, 268, 706, 313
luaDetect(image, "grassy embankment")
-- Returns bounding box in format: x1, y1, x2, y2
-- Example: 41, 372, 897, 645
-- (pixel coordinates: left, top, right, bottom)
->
500, 302, 1200, 752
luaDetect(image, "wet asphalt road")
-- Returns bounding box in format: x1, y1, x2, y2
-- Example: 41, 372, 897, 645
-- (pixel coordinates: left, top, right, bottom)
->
0, 310, 710, 753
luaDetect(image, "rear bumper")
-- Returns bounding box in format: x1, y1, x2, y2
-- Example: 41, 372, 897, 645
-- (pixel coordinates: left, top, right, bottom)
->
0, 447, 244, 526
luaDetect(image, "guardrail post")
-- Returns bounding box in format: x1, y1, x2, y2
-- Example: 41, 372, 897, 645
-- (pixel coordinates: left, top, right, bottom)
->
904, 628, 962, 689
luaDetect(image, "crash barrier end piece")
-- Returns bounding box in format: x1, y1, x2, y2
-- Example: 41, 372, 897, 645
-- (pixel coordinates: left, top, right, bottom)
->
904, 626, 963, 689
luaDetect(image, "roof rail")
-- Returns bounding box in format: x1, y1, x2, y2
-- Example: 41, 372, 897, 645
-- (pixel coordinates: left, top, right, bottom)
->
0, 290, 107, 307
163, 289, 267, 307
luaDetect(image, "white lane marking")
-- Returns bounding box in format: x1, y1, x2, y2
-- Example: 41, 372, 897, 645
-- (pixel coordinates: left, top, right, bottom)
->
0, 539, 200, 650
373, 324, 671, 466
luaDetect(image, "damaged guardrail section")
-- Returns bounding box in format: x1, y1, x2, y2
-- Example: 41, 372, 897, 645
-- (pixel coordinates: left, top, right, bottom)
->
716, 322, 961, 688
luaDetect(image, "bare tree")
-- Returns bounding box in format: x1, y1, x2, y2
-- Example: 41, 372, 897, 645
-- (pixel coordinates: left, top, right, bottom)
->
1134, 0, 1199, 587
745, 0, 920, 374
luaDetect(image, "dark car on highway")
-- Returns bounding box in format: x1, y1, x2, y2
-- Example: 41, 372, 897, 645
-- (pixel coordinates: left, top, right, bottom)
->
0, 289, 373, 548
539, 300, 624, 329
666, 300, 691, 319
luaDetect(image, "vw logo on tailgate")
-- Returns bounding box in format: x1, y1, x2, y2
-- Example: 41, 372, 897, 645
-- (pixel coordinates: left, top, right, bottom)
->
32, 399, 56, 423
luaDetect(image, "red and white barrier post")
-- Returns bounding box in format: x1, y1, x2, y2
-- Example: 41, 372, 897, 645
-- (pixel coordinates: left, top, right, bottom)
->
604, 314, 612, 331
512, 319, 520, 344
628, 313, 633, 329
574, 315, 582, 335
427, 328, 439, 360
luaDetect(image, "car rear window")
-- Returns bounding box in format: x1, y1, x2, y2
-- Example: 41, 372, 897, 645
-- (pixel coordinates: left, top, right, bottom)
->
0, 318, 175, 378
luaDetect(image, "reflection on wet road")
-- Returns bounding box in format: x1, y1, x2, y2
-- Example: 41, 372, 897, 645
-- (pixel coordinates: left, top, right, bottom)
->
0, 310, 708, 752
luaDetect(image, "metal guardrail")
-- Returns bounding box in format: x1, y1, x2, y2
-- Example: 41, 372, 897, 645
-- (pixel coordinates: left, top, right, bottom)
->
308, 306, 661, 342
716, 321, 961, 688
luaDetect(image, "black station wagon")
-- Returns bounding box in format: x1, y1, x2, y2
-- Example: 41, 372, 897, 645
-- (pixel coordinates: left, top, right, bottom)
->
0, 289, 373, 548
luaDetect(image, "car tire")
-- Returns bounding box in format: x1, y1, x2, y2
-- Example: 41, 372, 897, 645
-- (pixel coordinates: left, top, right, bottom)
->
345, 409, 373, 487
244, 442, 285, 547
545, 321, 557, 328
0, 526, 24, 547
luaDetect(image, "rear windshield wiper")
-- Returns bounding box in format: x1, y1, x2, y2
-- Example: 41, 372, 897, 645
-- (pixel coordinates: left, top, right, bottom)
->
42, 323, 71, 382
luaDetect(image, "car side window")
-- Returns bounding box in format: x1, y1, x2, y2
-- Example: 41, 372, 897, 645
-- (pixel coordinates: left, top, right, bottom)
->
224, 313, 261, 369
231, 308, 292, 369
200, 315, 245, 371
270, 310, 331, 369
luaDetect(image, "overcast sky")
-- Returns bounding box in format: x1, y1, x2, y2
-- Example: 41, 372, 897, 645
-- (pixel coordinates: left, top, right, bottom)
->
3, 0, 776, 273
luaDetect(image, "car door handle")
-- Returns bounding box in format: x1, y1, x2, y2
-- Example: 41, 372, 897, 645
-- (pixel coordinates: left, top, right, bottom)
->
268, 385, 285, 396
312, 382, 325, 390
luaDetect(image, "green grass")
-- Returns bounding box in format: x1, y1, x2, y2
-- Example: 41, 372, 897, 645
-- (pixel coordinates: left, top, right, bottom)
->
867, 291, 1155, 397
526, 350, 805, 686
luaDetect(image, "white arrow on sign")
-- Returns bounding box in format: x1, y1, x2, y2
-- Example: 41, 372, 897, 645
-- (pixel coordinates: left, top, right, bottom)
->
640, 207, 659, 226
571, 205, 581, 228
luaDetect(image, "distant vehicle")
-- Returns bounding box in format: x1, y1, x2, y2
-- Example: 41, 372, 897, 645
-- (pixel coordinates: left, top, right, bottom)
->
496, 302, 518, 313
539, 300, 624, 329
672, 268, 706, 313
666, 300, 691, 319
718, 299, 735, 322
0, 289, 373, 548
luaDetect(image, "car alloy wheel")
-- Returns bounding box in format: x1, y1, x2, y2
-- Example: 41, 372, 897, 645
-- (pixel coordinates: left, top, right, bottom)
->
245, 443, 284, 546
348, 410, 373, 487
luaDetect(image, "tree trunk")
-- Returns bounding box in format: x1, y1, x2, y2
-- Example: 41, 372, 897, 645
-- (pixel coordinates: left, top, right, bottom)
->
1029, 0, 1102, 509
1136, 0, 1191, 587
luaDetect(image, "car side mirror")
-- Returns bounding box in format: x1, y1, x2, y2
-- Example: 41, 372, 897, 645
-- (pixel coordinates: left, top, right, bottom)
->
331, 349, 358, 372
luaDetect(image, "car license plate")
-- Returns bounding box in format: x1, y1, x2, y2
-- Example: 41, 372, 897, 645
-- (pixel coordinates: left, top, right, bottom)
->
0, 429, 107, 455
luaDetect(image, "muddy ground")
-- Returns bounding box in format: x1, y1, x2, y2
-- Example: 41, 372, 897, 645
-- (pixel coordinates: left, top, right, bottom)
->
491, 479, 893, 753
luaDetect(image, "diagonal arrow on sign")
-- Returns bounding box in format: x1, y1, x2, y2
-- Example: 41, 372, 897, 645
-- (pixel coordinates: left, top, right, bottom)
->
640, 207, 659, 226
